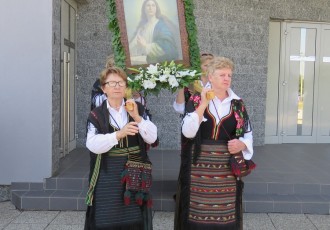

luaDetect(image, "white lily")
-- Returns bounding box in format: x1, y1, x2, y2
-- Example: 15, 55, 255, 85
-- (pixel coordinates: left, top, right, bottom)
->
143, 79, 156, 89
168, 75, 179, 88
158, 74, 168, 82
189, 70, 197, 76
134, 74, 143, 81
146, 64, 159, 75
177, 70, 190, 77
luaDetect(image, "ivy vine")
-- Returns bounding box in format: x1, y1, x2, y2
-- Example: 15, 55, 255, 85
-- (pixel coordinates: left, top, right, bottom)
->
106, 0, 200, 70
182, 0, 200, 70
107, 0, 126, 69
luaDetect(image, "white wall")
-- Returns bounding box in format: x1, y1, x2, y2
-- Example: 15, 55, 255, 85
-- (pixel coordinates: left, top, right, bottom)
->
0, 0, 53, 184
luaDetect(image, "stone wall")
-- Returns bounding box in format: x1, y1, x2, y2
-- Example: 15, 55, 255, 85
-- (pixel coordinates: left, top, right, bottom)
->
52, 0, 62, 174
0, 185, 10, 202
75, 0, 113, 148
75, 0, 330, 149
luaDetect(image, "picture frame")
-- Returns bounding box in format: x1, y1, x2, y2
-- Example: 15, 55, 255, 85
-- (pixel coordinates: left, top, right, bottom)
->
115, 0, 190, 69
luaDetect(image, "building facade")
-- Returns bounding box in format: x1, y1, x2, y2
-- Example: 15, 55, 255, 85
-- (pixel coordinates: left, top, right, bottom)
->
1, 0, 330, 189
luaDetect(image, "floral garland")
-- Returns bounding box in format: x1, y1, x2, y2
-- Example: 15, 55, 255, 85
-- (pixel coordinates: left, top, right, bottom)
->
128, 61, 200, 96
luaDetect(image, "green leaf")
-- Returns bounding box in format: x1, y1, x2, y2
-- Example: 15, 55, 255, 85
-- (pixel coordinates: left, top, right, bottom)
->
127, 67, 140, 73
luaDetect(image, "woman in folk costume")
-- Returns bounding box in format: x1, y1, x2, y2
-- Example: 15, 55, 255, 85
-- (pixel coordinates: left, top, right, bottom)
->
84, 65, 157, 230
174, 56, 254, 230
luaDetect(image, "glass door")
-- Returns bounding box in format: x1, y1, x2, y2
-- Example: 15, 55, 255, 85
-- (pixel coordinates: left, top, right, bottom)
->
282, 23, 320, 143
317, 24, 330, 142
60, 0, 77, 156
266, 22, 330, 144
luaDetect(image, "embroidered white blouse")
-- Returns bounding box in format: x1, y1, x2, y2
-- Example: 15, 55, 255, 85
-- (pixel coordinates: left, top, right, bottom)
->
86, 100, 157, 154
181, 88, 253, 160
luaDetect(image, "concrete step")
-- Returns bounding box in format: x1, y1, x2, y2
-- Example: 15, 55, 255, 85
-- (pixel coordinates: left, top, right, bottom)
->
10, 146, 330, 213
10, 181, 169, 211
44, 177, 89, 191
10, 180, 330, 214
11, 189, 86, 211
243, 180, 330, 214
243, 194, 330, 214
244, 181, 330, 196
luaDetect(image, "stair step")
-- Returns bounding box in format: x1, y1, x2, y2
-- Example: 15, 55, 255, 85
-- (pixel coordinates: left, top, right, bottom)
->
244, 182, 330, 195
243, 194, 330, 214
44, 177, 89, 191
11, 190, 86, 211
10, 145, 330, 213
11, 182, 44, 191
11, 180, 330, 213
12, 189, 330, 214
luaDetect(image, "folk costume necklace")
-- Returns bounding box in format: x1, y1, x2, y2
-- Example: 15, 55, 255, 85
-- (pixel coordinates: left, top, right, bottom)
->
108, 110, 129, 148
211, 100, 232, 140
109, 111, 121, 130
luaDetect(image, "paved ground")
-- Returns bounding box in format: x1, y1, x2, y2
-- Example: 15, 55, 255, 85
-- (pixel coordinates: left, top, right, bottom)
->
1, 201, 330, 230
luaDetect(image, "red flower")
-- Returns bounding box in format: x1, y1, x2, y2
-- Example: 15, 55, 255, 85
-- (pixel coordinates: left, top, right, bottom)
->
190, 95, 201, 109
235, 112, 244, 129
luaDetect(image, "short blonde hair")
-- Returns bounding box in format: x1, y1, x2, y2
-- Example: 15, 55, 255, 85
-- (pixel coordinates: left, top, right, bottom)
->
207, 56, 234, 75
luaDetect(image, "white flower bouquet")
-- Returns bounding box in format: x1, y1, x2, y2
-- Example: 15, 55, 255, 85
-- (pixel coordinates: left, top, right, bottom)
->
127, 61, 200, 96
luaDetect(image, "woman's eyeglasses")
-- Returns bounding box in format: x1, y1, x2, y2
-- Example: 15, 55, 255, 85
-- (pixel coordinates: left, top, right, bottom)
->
201, 53, 214, 57
104, 81, 126, 87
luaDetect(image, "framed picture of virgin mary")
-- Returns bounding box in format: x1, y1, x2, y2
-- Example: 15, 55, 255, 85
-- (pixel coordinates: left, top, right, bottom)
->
115, 0, 190, 68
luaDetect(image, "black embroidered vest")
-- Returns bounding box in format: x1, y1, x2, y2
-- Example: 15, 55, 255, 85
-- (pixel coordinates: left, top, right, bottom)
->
200, 105, 237, 142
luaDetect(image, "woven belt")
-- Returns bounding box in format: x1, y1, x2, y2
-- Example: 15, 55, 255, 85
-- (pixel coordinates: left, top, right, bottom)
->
107, 146, 140, 156
200, 144, 228, 152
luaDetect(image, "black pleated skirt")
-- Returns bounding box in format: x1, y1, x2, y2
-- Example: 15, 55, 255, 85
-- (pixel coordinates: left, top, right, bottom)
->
84, 155, 144, 230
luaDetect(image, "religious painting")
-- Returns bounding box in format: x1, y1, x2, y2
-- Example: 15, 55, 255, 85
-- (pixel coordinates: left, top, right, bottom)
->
115, 0, 190, 68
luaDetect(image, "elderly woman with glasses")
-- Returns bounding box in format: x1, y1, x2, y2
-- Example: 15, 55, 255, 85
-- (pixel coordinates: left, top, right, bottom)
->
84, 64, 157, 230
